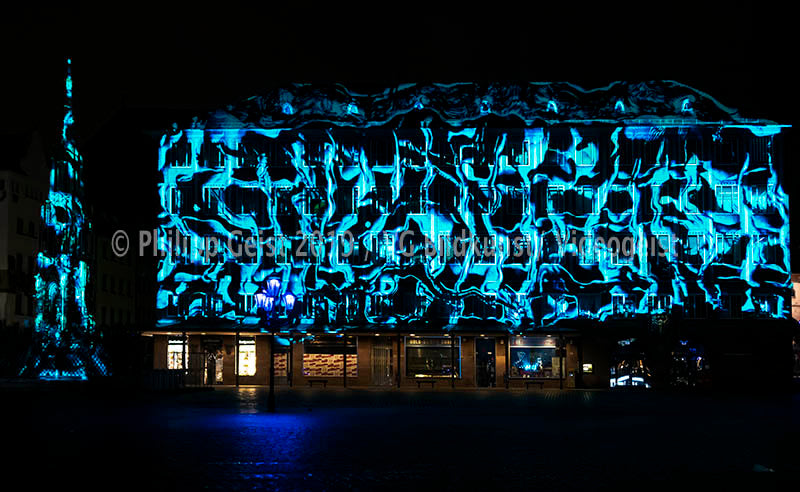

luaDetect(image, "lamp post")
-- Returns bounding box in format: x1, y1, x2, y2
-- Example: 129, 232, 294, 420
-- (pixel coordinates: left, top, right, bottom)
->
255, 278, 297, 413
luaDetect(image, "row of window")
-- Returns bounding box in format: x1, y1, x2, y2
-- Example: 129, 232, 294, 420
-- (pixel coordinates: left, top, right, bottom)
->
6, 254, 35, 275
165, 133, 773, 170
98, 306, 134, 326
163, 291, 783, 320
100, 274, 133, 297
14, 218, 37, 238
0, 178, 46, 202
166, 182, 775, 219
160, 229, 780, 269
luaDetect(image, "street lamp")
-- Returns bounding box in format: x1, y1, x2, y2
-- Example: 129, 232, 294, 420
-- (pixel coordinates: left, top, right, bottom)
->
255, 279, 298, 413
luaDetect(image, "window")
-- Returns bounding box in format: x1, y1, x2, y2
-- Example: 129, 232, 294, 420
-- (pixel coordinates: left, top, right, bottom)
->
294, 235, 324, 265
683, 295, 707, 318
274, 186, 294, 217
167, 340, 186, 370
574, 231, 596, 265
716, 233, 742, 264
303, 188, 325, 216
509, 336, 558, 379
503, 187, 525, 216
750, 137, 771, 164
540, 231, 562, 263
305, 294, 329, 322
405, 336, 460, 378
684, 136, 702, 164
373, 185, 392, 215
469, 186, 497, 216
608, 185, 632, 214
370, 232, 395, 263
303, 336, 357, 377
753, 235, 780, 265
573, 186, 595, 215
336, 233, 357, 265
752, 295, 778, 317
508, 234, 531, 265
370, 294, 393, 317
203, 186, 225, 213
715, 184, 739, 213
747, 185, 771, 214
16, 218, 23, 235
474, 234, 496, 265
647, 294, 672, 314
650, 234, 671, 266
682, 184, 705, 214
719, 294, 742, 318
335, 186, 358, 215
609, 234, 635, 265
612, 294, 636, 317
369, 138, 392, 167
401, 182, 424, 214
547, 185, 565, 214
681, 233, 706, 265
237, 339, 257, 376
438, 233, 460, 265
270, 236, 291, 265
575, 141, 597, 167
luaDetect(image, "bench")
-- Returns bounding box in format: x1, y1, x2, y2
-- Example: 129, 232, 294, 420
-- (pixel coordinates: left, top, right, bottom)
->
524, 380, 545, 390
415, 379, 437, 389
307, 379, 328, 388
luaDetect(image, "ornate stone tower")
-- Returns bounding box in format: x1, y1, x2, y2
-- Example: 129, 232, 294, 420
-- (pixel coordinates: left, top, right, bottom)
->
23, 59, 108, 379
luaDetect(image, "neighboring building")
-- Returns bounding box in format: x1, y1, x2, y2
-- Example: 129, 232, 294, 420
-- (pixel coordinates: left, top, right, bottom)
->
0, 132, 48, 330
94, 216, 137, 330
147, 82, 792, 389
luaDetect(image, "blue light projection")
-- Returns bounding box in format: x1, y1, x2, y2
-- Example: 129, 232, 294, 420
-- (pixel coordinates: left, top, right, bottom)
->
155, 82, 790, 333
23, 59, 108, 378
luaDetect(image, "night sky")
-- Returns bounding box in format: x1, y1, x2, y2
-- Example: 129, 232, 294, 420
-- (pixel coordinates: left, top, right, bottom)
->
2, 4, 796, 267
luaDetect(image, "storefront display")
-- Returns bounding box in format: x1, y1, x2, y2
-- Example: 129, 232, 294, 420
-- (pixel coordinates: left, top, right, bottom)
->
237, 338, 257, 376
303, 336, 357, 377
405, 336, 461, 378
509, 336, 557, 378
167, 339, 186, 370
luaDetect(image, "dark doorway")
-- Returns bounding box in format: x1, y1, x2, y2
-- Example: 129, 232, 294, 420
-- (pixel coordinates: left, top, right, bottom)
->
475, 338, 496, 387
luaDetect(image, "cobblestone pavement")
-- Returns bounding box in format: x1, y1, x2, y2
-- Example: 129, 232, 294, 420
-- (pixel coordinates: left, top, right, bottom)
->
4, 386, 798, 490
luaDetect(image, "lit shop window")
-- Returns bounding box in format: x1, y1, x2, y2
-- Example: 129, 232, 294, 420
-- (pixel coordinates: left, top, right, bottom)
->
237, 339, 257, 376
405, 336, 460, 378
509, 336, 558, 379
303, 336, 358, 377
167, 340, 186, 370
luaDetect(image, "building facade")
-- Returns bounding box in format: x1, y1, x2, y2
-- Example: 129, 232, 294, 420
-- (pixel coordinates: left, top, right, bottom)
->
149, 82, 792, 389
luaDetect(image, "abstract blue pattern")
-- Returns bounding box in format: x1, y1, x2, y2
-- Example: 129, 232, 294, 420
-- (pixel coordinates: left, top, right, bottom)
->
24, 59, 107, 378
155, 82, 790, 332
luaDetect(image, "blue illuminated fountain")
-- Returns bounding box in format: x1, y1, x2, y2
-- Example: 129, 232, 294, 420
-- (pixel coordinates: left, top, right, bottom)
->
22, 59, 108, 379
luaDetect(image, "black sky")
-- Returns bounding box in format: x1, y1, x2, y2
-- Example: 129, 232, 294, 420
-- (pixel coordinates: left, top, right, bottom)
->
2, 3, 796, 265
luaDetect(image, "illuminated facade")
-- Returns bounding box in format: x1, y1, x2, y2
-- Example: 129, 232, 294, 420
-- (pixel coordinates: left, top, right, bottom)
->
150, 82, 791, 388
22, 59, 108, 379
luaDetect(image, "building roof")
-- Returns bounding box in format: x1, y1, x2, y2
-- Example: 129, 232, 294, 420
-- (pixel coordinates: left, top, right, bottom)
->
190, 81, 786, 130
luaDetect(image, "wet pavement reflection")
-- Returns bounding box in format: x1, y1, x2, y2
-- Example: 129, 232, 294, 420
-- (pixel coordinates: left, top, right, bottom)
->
5, 386, 798, 490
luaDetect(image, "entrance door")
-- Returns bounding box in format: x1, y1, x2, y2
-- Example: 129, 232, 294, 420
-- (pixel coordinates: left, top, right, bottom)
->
371, 338, 393, 386
475, 338, 496, 387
